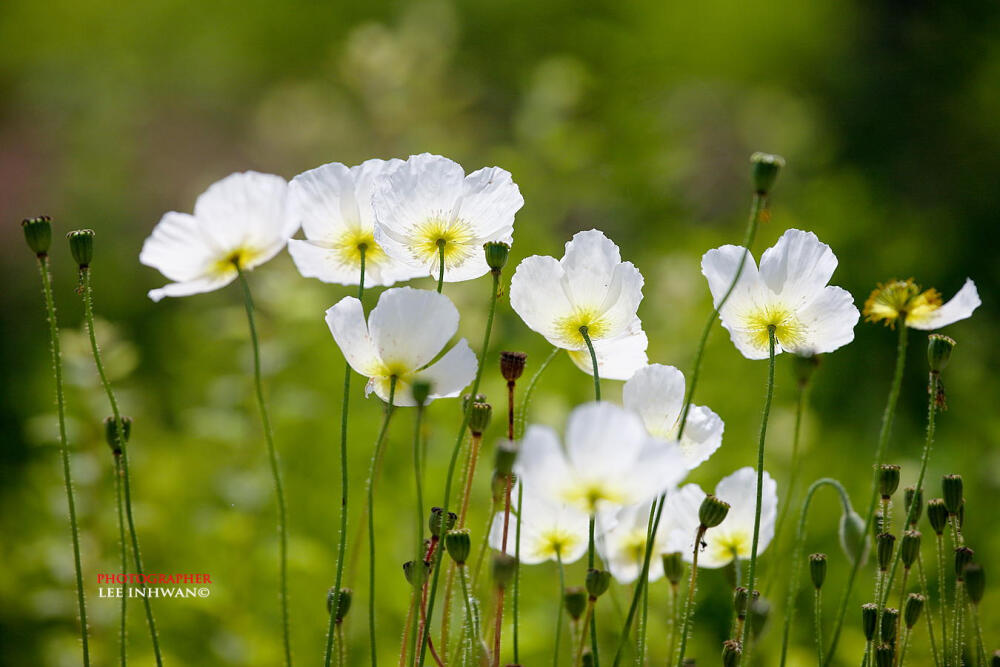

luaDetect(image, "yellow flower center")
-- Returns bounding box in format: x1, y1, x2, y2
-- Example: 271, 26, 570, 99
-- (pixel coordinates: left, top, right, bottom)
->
329, 228, 386, 268
711, 531, 750, 564
741, 303, 806, 350
622, 530, 649, 565
553, 307, 610, 347
211, 246, 266, 276
411, 218, 476, 270
563, 481, 624, 514
863, 279, 942, 328
533, 529, 582, 561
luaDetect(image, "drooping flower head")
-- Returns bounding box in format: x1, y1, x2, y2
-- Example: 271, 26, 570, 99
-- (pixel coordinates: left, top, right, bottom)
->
140, 171, 294, 302
666, 467, 778, 569
489, 483, 590, 565
287, 159, 424, 287
371, 153, 523, 282
324, 287, 477, 406
863, 278, 980, 330
515, 402, 687, 517
598, 499, 675, 584
701, 229, 859, 360
510, 230, 648, 380
623, 364, 724, 469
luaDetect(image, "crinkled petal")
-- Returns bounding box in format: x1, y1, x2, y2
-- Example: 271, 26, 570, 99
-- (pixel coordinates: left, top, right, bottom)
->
758, 229, 838, 305
623, 364, 685, 438
372, 153, 465, 243
600, 501, 671, 584
193, 171, 293, 262
791, 285, 859, 355
368, 287, 458, 371
908, 278, 981, 330
287, 239, 412, 287
708, 467, 778, 566
509, 255, 576, 345
701, 244, 762, 312
325, 296, 383, 378
560, 230, 623, 310
490, 485, 589, 565
568, 321, 649, 380
455, 165, 523, 239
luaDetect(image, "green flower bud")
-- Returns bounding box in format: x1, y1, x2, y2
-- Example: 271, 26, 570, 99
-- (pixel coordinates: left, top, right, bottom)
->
469, 401, 492, 435
954, 546, 974, 580
484, 242, 510, 272
500, 351, 527, 383
733, 587, 750, 618
880, 607, 898, 643
564, 586, 587, 620
494, 439, 518, 477
942, 474, 964, 515
927, 333, 956, 373
964, 563, 985, 604
492, 553, 517, 589
792, 353, 820, 388
327, 587, 352, 622
22, 216, 52, 256
878, 464, 901, 499
862, 603, 878, 641
103, 416, 132, 455
403, 560, 429, 587
900, 530, 921, 570
904, 593, 924, 629
904, 486, 923, 526
927, 498, 949, 535
67, 229, 95, 268
698, 495, 730, 528
809, 553, 827, 590
445, 529, 471, 565
722, 639, 742, 667
839, 510, 870, 566
749, 597, 770, 640
429, 507, 457, 538
411, 380, 432, 407
750, 152, 785, 195
463, 393, 487, 413
875, 643, 894, 667
662, 552, 684, 586
876, 533, 895, 572
491, 470, 510, 504
585, 568, 611, 599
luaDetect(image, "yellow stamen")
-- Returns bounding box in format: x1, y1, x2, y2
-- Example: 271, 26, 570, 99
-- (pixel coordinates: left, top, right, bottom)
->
553, 307, 610, 347
863, 278, 942, 328
741, 304, 806, 350
410, 218, 476, 270
563, 481, 624, 514
212, 247, 265, 276
533, 531, 582, 561
711, 531, 751, 563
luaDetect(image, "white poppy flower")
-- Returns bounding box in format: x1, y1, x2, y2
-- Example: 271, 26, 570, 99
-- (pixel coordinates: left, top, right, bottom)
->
666, 467, 778, 569
514, 402, 687, 517
598, 499, 675, 584
324, 287, 477, 406
140, 171, 294, 302
489, 483, 590, 565
863, 278, 980, 330
701, 229, 859, 360
371, 153, 523, 282
623, 364, 724, 470
286, 159, 425, 287
510, 230, 648, 380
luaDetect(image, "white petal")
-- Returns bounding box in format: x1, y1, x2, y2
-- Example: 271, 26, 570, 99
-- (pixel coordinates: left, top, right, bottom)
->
623, 364, 685, 438
712, 467, 779, 562
509, 255, 576, 345
701, 244, 761, 311
595, 262, 645, 340
626, 440, 689, 504
791, 286, 859, 355
193, 171, 293, 262
287, 239, 412, 287
288, 161, 356, 240
140, 212, 216, 282
568, 321, 649, 380
564, 402, 651, 493
514, 425, 571, 501
600, 501, 670, 584
324, 296, 383, 377
415, 339, 478, 401
372, 153, 465, 241
454, 166, 523, 239
147, 274, 235, 302
560, 231, 644, 336
758, 229, 838, 305
491, 486, 589, 565
368, 287, 458, 371
679, 405, 724, 470
908, 279, 981, 330
663, 484, 706, 557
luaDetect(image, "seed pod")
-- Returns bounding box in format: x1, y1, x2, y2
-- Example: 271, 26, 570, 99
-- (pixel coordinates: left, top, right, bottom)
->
67, 229, 95, 268
327, 587, 352, 622
564, 587, 587, 620
862, 603, 878, 641
445, 529, 471, 565
585, 568, 611, 599
809, 553, 827, 590
876, 533, 895, 572
733, 587, 750, 618
875, 643, 894, 667
904, 486, 923, 526
900, 530, 921, 570
991, 650, 1000, 667
103, 416, 133, 455
927, 498, 949, 535
880, 607, 898, 643
927, 333, 956, 373
494, 439, 518, 477
468, 401, 492, 435
964, 563, 985, 604
662, 552, 684, 586
878, 465, 901, 499
403, 560, 429, 587
750, 152, 785, 195
698, 495, 730, 528
721, 639, 742, 667
500, 351, 527, 382
429, 507, 457, 538
492, 553, 517, 589
484, 241, 510, 272
955, 547, 974, 580
942, 474, 964, 515
22, 216, 52, 255
904, 593, 924, 629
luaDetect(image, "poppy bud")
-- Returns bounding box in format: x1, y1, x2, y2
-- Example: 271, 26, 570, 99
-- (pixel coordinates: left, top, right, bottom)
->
942, 475, 963, 515
722, 639, 742, 667
469, 401, 492, 436
327, 587, 352, 622
403, 560, 429, 587
67, 229, 95, 268
491, 471, 511, 504
699, 495, 730, 528
880, 607, 898, 643
445, 529, 471, 565
839, 510, 870, 566
904, 486, 923, 526
22, 216, 52, 256
876, 533, 895, 572
878, 465, 900, 499
492, 553, 517, 589
965, 563, 985, 604
927, 333, 956, 373
494, 439, 518, 477
875, 643, 894, 667
103, 416, 132, 455
463, 393, 487, 413
900, 530, 921, 570
411, 380, 432, 407
927, 499, 949, 535
564, 587, 587, 620
662, 552, 684, 586
904, 593, 924, 629
484, 242, 510, 272
429, 507, 457, 538
809, 553, 827, 589
862, 603, 878, 641
585, 568, 611, 599
733, 587, 750, 617
500, 351, 527, 383
750, 152, 785, 195
954, 547, 974, 580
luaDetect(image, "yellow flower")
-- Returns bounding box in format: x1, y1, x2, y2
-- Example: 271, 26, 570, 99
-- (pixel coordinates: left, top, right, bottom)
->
863, 278, 980, 330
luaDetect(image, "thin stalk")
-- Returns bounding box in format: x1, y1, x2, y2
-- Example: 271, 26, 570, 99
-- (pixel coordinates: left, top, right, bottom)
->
114, 456, 128, 666
325, 247, 366, 666
898, 626, 912, 666
35, 255, 90, 666
515, 346, 559, 438
826, 319, 909, 666
436, 241, 446, 293
419, 270, 502, 666
814, 588, 824, 666
863, 640, 872, 667
336, 624, 346, 667
675, 526, 707, 667
936, 536, 950, 667
472, 500, 497, 588
952, 580, 965, 666
916, 553, 941, 667
971, 605, 986, 667
738, 326, 778, 664
588, 515, 600, 666
554, 551, 566, 667
366, 377, 398, 667
667, 583, 679, 665
896, 569, 910, 625
510, 376, 523, 665
636, 574, 649, 666
576, 601, 595, 667
458, 565, 478, 646
492, 585, 505, 667
409, 405, 427, 667
400, 591, 416, 667
613, 192, 767, 667
770, 379, 811, 584
81, 268, 163, 665
580, 326, 601, 401
235, 266, 291, 666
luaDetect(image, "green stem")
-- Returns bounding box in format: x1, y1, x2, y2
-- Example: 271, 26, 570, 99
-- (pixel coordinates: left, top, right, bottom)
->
916, 552, 942, 667
514, 468, 524, 664
366, 377, 398, 667
667, 583, 679, 666
515, 345, 559, 439
436, 241, 446, 293
325, 247, 366, 666
408, 403, 426, 667
115, 456, 128, 666
458, 566, 478, 653
554, 551, 565, 667
419, 269, 502, 666
236, 266, 291, 666
952, 580, 965, 666
580, 326, 601, 401
898, 626, 912, 666
814, 589, 824, 666
825, 319, 909, 666
769, 378, 811, 590
675, 526, 707, 667
971, 605, 986, 667
636, 573, 649, 666
36, 255, 90, 667
613, 192, 766, 667
588, 515, 600, 667
738, 326, 778, 664
936, 535, 950, 667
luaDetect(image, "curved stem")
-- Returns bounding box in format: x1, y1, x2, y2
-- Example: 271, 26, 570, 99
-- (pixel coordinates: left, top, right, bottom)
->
408, 404, 426, 667
675, 526, 706, 667
419, 270, 502, 666
366, 377, 398, 667
436, 241, 446, 294
825, 319, 908, 666
738, 327, 778, 664
115, 456, 128, 666
515, 345, 559, 438
554, 551, 566, 667
325, 247, 366, 666
36, 256, 90, 666
580, 326, 601, 401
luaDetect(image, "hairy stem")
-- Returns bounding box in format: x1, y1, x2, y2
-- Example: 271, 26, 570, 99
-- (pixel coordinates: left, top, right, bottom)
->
409, 404, 427, 667
675, 526, 707, 667
554, 551, 565, 667
515, 346, 559, 439
114, 456, 128, 666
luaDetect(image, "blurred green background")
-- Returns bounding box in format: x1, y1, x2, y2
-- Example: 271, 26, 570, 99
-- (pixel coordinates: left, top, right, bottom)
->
1, 0, 998, 664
